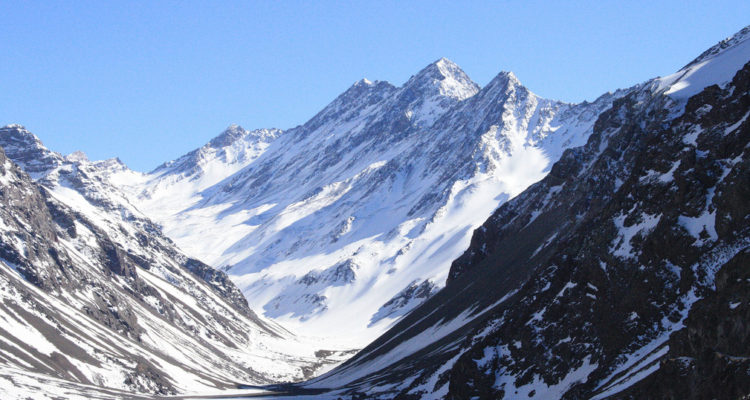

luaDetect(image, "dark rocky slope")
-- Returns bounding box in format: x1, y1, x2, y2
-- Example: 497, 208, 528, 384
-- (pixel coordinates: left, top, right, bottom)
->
615, 249, 750, 399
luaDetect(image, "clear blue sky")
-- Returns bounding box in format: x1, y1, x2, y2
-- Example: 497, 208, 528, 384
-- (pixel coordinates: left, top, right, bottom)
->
2, 1, 748, 171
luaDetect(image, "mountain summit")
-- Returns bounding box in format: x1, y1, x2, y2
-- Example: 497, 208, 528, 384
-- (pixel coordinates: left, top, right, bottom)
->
405, 57, 479, 99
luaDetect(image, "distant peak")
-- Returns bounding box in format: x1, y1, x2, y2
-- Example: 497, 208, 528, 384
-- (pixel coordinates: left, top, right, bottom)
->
1, 124, 33, 136
207, 124, 248, 148
347, 78, 393, 94
332, 78, 396, 109
0, 124, 45, 146
433, 57, 458, 69
224, 123, 245, 133
486, 70, 523, 91
65, 150, 89, 163
0, 125, 63, 175
96, 156, 127, 169
496, 70, 519, 82
415, 57, 465, 80
354, 78, 373, 86
202, 125, 282, 151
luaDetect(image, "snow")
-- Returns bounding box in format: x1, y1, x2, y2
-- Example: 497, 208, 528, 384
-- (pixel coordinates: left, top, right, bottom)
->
640, 160, 681, 184
725, 110, 750, 135
591, 360, 661, 400
530, 232, 558, 258
611, 212, 661, 259
1, 239, 350, 393
589, 286, 705, 399
0, 365, 131, 400
656, 32, 750, 99
682, 126, 703, 146
678, 211, 718, 246
475, 345, 511, 369
311, 288, 519, 390
494, 355, 597, 399
0, 159, 16, 185
658, 160, 681, 183
0, 271, 58, 359
591, 338, 669, 400
555, 281, 576, 300
310, 308, 476, 387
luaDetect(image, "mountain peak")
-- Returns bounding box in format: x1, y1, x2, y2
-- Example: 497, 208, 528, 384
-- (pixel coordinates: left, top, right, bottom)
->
1, 124, 41, 144
353, 78, 374, 87
207, 124, 248, 148
432, 57, 466, 77
480, 70, 527, 99
338, 77, 395, 99
432, 57, 459, 71
65, 150, 89, 163
2, 123, 27, 131
0, 125, 63, 177
491, 70, 521, 86
406, 58, 479, 101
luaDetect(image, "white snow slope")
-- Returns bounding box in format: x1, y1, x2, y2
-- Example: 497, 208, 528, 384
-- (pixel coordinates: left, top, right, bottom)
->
109, 58, 627, 347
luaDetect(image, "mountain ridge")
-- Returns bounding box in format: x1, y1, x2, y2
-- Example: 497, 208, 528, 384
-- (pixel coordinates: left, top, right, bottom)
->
107, 55, 630, 346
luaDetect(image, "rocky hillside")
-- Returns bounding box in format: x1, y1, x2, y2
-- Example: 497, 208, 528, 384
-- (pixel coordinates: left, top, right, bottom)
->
0, 127, 351, 398
301, 27, 750, 399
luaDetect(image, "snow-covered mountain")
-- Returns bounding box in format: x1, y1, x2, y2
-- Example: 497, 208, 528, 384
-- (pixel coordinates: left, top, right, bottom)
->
294, 26, 750, 399
0, 125, 353, 398
112, 58, 627, 347
4, 25, 747, 400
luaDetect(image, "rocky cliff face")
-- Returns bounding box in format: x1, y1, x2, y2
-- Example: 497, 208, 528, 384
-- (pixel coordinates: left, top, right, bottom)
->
303, 29, 750, 399
615, 249, 750, 399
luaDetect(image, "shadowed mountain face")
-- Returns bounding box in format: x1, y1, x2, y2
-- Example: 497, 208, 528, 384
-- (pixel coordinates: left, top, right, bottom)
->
303, 29, 750, 399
